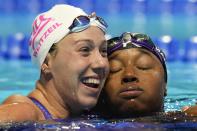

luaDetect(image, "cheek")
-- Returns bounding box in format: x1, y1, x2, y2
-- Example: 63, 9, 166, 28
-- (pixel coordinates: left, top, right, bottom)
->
52, 52, 72, 72
104, 80, 118, 96
104, 59, 110, 75
141, 69, 164, 83
152, 70, 165, 88
139, 70, 165, 91
153, 71, 163, 80
104, 76, 121, 99
63, 54, 90, 75
106, 73, 122, 89
54, 60, 75, 79
105, 81, 117, 96
52, 54, 83, 87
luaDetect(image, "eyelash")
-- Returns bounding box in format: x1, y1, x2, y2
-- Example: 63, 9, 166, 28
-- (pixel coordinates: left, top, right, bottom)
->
79, 46, 91, 56
110, 68, 122, 73
79, 45, 107, 57
80, 47, 90, 52
137, 66, 151, 71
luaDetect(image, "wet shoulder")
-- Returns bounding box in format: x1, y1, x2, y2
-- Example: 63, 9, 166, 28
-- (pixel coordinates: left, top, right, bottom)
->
0, 95, 42, 121
2, 94, 32, 104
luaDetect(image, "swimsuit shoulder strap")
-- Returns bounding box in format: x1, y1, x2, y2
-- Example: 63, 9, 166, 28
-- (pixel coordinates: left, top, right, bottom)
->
29, 97, 53, 120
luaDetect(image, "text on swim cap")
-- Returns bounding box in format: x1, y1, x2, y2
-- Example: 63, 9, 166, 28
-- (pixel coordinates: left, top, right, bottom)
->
29, 15, 53, 49
33, 22, 62, 57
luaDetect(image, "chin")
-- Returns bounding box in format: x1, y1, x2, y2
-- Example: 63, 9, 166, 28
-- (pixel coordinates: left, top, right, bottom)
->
80, 98, 97, 110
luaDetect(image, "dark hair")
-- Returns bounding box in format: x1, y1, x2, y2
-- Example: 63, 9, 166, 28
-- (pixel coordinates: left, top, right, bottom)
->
49, 43, 58, 57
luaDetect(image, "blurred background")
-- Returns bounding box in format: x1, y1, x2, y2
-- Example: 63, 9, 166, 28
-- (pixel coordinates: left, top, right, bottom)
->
0, 0, 197, 110
0, 0, 197, 62
1, 0, 197, 109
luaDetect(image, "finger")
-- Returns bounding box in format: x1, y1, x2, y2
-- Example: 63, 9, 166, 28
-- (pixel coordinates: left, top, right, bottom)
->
182, 106, 190, 111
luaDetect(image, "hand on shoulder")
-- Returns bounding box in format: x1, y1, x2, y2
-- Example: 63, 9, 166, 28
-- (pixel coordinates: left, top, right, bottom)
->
182, 105, 197, 116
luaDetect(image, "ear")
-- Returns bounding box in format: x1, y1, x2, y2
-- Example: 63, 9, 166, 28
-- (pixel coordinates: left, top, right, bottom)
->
41, 54, 52, 75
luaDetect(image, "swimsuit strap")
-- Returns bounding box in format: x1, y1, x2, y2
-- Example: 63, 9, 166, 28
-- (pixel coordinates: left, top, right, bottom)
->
29, 97, 53, 120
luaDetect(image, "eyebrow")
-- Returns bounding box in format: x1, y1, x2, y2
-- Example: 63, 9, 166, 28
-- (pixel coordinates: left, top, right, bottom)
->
139, 49, 152, 57
74, 39, 107, 49
75, 39, 93, 44
108, 48, 153, 60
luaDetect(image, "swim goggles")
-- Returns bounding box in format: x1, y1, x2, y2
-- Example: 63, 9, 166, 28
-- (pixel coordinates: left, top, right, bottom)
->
68, 15, 108, 33
107, 32, 167, 82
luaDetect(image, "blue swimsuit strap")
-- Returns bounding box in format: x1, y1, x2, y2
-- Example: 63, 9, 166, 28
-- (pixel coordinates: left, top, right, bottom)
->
29, 97, 53, 120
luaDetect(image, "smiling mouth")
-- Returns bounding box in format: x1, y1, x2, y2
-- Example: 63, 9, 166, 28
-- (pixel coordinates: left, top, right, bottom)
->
81, 78, 100, 89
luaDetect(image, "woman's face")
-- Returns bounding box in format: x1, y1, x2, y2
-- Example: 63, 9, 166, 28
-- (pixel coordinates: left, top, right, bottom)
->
49, 26, 109, 113
104, 48, 166, 117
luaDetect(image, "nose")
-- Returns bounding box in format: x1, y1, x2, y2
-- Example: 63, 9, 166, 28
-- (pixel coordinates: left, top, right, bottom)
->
122, 76, 138, 83
122, 67, 138, 84
91, 51, 109, 77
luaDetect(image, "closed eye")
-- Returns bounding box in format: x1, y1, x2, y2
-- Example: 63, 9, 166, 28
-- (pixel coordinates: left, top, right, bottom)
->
109, 59, 123, 73
137, 66, 151, 70
110, 67, 122, 73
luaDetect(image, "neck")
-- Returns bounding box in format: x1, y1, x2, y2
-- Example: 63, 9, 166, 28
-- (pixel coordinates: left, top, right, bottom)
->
29, 81, 70, 119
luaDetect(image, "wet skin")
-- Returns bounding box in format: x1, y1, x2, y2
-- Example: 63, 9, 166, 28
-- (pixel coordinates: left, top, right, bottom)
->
103, 48, 166, 117
0, 26, 109, 121
47, 26, 109, 114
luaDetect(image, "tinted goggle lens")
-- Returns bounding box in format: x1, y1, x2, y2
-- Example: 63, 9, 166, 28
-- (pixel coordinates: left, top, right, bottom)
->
107, 32, 166, 62
69, 15, 107, 32
121, 32, 132, 43
108, 32, 155, 52
108, 37, 120, 48
69, 16, 90, 31
73, 16, 90, 27
121, 33, 154, 46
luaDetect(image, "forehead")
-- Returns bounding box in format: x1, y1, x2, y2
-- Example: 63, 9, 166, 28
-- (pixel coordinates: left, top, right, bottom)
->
109, 48, 155, 60
58, 26, 106, 46
110, 48, 164, 69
